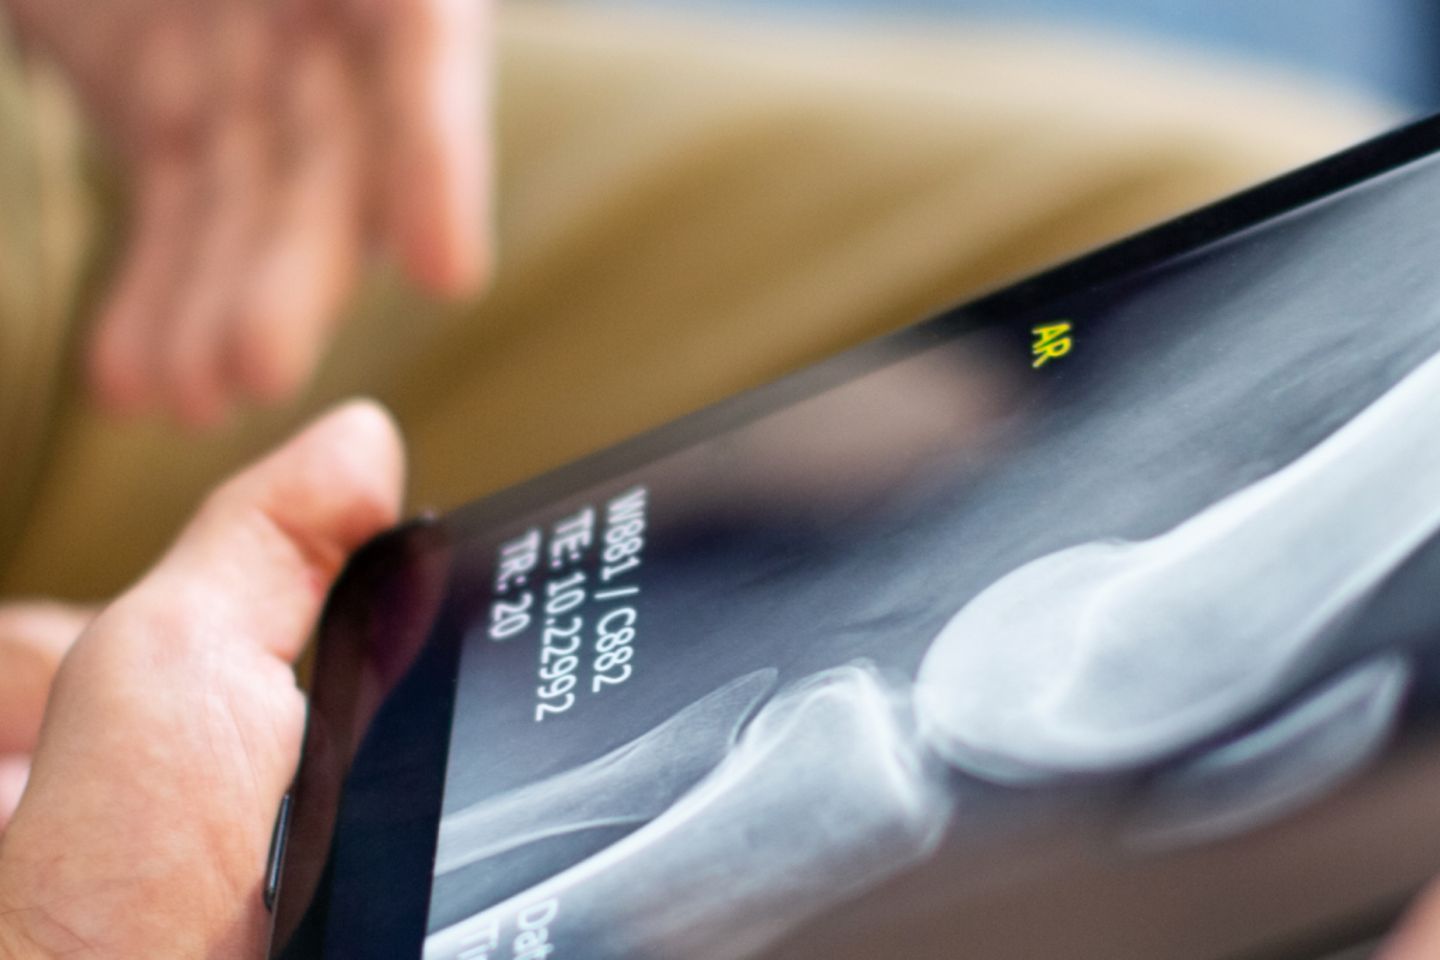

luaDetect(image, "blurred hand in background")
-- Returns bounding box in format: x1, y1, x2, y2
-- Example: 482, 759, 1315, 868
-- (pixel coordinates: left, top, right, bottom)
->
3, 0, 493, 426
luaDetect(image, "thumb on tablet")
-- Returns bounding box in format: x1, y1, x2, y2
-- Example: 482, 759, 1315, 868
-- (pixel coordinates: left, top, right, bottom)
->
0, 400, 404, 958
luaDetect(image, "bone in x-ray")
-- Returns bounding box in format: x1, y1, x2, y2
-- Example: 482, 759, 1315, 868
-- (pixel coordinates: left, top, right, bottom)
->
1125, 654, 1410, 849
435, 669, 777, 875
428, 348, 1440, 960
915, 346, 1440, 784
426, 664, 950, 960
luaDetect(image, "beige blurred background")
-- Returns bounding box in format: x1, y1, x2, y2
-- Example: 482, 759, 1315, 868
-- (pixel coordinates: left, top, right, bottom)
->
0, 0, 1406, 601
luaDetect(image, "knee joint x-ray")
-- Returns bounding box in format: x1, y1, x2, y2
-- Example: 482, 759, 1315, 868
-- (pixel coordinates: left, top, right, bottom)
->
421, 150, 1440, 960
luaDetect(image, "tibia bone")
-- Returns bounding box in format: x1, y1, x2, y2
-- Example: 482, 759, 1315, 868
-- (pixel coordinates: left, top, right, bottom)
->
425, 664, 952, 960
436, 668, 777, 875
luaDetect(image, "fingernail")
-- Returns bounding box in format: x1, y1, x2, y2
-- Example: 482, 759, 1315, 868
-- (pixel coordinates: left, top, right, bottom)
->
0, 755, 31, 832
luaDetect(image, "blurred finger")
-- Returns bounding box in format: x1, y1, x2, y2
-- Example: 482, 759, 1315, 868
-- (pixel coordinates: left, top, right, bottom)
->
161, 10, 278, 426
87, 157, 204, 414
0, 603, 93, 755
87, 10, 213, 415
365, 0, 493, 295
228, 31, 364, 404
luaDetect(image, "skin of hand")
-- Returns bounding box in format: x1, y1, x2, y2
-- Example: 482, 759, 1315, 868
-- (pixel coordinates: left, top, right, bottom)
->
1, 0, 493, 426
0, 603, 94, 834
1383, 884, 1440, 960
0, 399, 404, 957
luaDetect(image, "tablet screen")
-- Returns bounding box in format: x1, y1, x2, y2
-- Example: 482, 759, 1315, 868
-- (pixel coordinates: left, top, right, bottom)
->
421, 151, 1440, 960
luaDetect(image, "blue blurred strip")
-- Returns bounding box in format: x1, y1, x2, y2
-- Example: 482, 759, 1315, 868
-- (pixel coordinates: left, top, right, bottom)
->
634, 0, 1440, 111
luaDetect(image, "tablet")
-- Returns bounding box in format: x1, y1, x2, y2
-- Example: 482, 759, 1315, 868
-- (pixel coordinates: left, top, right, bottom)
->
268, 115, 1440, 960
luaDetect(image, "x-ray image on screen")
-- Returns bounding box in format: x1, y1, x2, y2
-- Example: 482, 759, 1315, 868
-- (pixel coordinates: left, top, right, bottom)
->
422, 153, 1440, 960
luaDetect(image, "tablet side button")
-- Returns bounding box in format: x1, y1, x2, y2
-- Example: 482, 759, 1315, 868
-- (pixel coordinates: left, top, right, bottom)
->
264, 793, 293, 913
